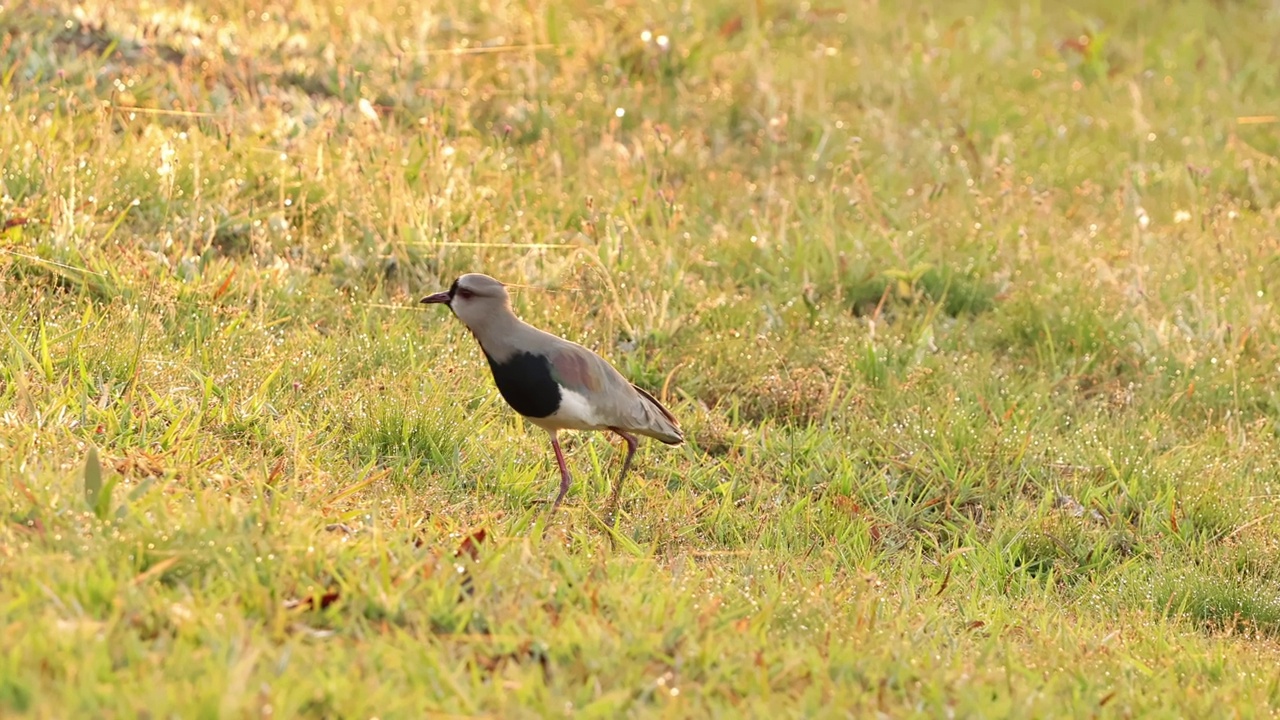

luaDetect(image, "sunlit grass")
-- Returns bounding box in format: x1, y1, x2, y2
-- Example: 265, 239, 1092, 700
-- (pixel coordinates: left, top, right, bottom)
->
4, 0, 1280, 715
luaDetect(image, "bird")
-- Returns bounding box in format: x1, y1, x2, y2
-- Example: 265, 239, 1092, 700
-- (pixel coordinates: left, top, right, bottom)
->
421, 273, 683, 520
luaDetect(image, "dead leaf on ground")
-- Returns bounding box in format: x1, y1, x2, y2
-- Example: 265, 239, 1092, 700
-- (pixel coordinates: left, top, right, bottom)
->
212, 266, 236, 301
719, 16, 743, 39
468, 641, 551, 679
455, 527, 488, 561
112, 449, 168, 479
284, 589, 341, 611
454, 527, 489, 598
832, 495, 862, 515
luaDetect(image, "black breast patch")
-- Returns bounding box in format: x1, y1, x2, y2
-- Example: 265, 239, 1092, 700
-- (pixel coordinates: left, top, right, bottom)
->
483, 350, 562, 419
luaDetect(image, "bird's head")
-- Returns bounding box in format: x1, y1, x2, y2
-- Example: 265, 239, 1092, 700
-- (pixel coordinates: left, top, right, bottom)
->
420, 273, 511, 330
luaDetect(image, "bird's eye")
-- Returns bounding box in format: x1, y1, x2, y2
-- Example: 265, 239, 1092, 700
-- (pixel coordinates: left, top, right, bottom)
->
456, 288, 474, 300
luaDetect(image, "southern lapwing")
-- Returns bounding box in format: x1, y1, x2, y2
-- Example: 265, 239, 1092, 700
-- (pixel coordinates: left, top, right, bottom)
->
421, 273, 683, 518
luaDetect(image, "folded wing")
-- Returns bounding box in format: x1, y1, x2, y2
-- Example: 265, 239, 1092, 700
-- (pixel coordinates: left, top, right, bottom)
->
547, 342, 683, 444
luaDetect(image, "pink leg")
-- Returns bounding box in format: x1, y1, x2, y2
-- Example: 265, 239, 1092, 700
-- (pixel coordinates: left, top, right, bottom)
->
550, 432, 573, 509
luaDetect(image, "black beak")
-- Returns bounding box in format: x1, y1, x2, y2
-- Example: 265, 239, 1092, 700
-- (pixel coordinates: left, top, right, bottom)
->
420, 291, 451, 305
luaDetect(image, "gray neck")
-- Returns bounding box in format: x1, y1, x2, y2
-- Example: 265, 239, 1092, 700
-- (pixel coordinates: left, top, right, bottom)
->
465, 310, 541, 363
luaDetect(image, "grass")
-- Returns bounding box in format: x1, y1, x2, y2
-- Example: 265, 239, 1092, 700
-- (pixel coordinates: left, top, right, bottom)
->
3, 0, 1280, 715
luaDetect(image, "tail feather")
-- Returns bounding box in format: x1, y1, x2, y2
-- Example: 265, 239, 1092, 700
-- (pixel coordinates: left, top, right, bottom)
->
631, 384, 684, 445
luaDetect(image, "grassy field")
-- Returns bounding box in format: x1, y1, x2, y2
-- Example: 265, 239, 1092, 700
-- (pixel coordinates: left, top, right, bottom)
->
3, 0, 1280, 716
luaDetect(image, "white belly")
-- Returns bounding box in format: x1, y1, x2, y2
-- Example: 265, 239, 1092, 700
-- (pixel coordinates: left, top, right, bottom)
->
528, 387, 607, 432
